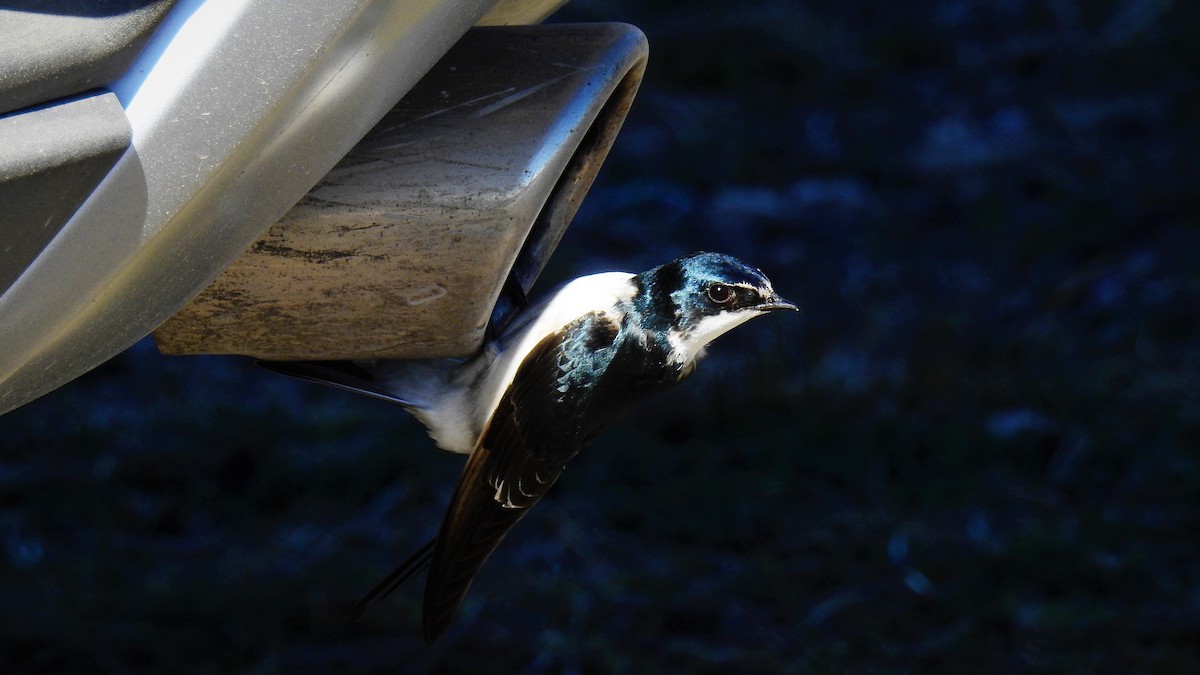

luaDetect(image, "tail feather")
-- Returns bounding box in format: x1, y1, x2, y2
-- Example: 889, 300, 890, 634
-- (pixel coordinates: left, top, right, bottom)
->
259, 357, 482, 454
343, 537, 437, 625
256, 359, 434, 408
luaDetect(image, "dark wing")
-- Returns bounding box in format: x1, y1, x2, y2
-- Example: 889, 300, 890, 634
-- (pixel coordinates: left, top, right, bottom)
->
422, 311, 621, 643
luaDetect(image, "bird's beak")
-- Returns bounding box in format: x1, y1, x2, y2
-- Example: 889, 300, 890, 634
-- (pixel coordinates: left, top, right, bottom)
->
757, 294, 799, 312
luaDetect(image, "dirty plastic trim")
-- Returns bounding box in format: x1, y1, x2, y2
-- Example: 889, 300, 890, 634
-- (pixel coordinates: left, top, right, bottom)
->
0, 0, 497, 415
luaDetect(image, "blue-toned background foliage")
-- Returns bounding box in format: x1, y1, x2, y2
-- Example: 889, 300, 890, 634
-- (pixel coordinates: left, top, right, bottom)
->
3, 0, 1198, 671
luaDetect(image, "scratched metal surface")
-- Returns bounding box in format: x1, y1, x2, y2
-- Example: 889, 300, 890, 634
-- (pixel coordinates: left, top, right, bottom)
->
153, 23, 648, 361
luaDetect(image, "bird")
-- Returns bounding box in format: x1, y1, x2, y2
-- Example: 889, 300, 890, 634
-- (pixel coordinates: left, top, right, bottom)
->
262, 251, 796, 643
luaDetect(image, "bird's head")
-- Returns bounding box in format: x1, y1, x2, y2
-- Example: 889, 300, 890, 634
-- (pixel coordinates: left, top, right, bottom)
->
636, 252, 797, 364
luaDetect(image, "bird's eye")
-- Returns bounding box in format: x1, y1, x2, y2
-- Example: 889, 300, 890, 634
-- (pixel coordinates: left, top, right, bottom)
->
706, 283, 734, 304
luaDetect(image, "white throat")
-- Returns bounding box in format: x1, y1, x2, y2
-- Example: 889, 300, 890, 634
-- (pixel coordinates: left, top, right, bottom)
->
667, 309, 763, 365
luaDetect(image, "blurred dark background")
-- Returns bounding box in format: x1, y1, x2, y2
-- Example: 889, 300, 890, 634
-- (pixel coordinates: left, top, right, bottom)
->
3, 0, 1199, 671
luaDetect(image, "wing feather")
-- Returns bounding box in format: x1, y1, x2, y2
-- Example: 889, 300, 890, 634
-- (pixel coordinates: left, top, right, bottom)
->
421, 311, 621, 642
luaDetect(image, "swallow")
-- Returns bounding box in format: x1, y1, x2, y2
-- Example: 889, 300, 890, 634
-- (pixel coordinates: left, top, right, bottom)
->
263, 252, 796, 642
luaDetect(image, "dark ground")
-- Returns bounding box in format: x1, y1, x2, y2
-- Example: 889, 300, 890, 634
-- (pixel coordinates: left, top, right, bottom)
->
3, 0, 1199, 672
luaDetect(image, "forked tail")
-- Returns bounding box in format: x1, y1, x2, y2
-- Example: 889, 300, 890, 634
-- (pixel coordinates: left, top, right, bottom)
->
342, 537, 437, 625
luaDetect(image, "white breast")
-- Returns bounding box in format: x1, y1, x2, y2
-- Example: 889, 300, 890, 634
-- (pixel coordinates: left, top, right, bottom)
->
421, 271, 637, 455
476, 272, 637, 427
